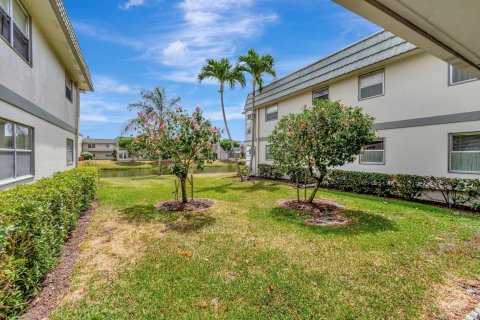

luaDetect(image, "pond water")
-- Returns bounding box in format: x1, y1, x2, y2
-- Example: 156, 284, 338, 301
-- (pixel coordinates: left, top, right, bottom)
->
99, 166, 236, 178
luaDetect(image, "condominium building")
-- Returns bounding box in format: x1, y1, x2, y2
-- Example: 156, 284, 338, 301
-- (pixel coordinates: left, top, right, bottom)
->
244, 30, 480, 178
0, 0, 93, 189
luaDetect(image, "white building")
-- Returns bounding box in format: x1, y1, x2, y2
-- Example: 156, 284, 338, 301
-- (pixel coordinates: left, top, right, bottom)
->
0, 0, 93, 189
245, 30, 480, 179
82, 138, 117, 160
214, 142, 245, 161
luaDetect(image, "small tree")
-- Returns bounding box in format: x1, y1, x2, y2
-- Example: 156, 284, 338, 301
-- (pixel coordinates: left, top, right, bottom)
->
133, 107, 221, 203
269, 99, 376, 203
220, 139, 240, 158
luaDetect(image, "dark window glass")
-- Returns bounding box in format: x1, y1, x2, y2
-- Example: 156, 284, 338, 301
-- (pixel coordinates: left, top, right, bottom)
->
0, 6, 10, 42
450, 65, 476, 84
13, 23, 28, 61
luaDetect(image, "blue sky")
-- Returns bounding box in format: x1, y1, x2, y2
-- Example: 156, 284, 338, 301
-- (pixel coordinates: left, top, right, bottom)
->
64, 0, 380, 141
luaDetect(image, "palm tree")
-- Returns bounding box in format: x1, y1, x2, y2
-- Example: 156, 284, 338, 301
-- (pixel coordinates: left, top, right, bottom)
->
238, 49, 276, 177
198, 58, 246, 181
122, 86, 181, 175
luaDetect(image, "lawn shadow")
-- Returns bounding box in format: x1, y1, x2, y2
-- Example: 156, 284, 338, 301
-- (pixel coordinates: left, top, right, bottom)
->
269, 207, 398, 235
196, 180, 282, 194
120, 205, 215, 233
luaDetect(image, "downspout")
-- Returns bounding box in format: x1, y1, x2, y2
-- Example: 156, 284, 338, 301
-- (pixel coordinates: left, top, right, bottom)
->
75, 86, 81, 168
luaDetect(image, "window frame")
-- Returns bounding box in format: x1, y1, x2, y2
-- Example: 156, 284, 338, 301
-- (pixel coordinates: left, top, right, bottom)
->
0, 0, 31, 65
0, 117, 34, 185
448, 64, 477, 86
358, 69, 385, 101
265, 105, 278, 122
66, 138, 74, 165
312, 87, 329, 101
359, 138, 385, 165
448, 131, 480, 175
65, 73, 73, 103
87, 143, 95, 149
265, 144, 273, 161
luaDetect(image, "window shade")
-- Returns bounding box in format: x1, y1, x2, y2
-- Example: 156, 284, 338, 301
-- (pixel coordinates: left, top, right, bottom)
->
313, 88, 329, 100
450, 65, 476, 84
359, 70, 384, 99
13, 0, 27, 36
452, 134, 480, 151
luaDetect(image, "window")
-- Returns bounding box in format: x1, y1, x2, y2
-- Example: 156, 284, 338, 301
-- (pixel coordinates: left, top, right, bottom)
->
66, 73, 73, 102
449, 65, 476, 85
359, 69, 384, 100
449, 133, 480, 174
265, 145, 273, 161
0, 118, 33, 182
106, 144, 113, 149
359, 139, 385, 164
265, 105, 278, 122
87, 144, 95, 148
0, 0, 30, 62
66, 139, 73, 164
312, 87, 329, 101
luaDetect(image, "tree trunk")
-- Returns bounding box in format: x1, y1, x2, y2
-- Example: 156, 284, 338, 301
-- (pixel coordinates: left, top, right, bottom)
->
180, 178, 188, 203
158, 157, 162, 176
220, 85, 243, 181
247, 80, 256, 178
307, 171, 327, 203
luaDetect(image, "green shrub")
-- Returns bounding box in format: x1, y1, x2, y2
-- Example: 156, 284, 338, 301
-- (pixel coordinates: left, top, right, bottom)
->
0, 167, 99, 318
257, 164, 283, 180
324, 170, 391, 197
391, 174, 425, 200
426, 176, 472, 207
81, 151, 94, 160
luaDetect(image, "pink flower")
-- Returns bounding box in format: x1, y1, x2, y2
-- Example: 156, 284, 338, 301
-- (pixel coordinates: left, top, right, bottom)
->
159, 124, 166, 131
195, 106, 201, 113
150, 133, 154, 139
176, 106, 183, 111
194, 124, 201, 130
289, 132, 295, 137
155, 118, 160, 123
155, 150, 161, 155
157, 135, 161, 140
209, 127, 217, 133
146, 122, 151, 127
138, 112, 143, 117
190, 118, 197, 124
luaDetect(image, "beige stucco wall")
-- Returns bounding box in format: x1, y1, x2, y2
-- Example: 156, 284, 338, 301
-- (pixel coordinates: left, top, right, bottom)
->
0, 100, 77, 190
246, 52, 480, 178
0, 15, 79, 128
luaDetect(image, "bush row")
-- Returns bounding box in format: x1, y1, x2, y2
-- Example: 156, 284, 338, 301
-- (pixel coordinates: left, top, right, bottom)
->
256, 164, 480, 210
0, 167, 99, 318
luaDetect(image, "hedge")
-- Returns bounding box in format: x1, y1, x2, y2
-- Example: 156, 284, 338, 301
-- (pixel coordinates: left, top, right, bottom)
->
0, 167, 99, 318
256, 164, 480, 210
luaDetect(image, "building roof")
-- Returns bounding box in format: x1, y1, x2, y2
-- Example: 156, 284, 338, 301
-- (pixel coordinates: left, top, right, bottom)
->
48, 0, 93, 91
83, 138, 117, 143
244, 30, 417, 111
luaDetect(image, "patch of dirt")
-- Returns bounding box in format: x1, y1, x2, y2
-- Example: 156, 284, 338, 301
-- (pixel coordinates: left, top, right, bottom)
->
156, 199, 214, 212
277, 199, 349, 226
20, 203, 97, 320
431, 278, 480, 319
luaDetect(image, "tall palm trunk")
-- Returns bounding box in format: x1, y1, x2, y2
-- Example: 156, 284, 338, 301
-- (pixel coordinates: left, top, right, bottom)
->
220, 84, 244, 181
248, 80, 256, 177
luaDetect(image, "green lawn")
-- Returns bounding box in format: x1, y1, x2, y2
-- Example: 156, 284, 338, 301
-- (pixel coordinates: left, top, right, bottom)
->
51, 174, 480, 319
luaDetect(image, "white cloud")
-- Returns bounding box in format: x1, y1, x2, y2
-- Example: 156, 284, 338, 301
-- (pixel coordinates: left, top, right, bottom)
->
94, 75, 140, 94
120, 0, 145, 10
203, 106, 245, 121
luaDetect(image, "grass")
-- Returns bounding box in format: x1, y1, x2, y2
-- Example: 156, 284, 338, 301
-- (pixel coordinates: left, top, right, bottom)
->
50, 173, 480, 319
80, 160, 238, 171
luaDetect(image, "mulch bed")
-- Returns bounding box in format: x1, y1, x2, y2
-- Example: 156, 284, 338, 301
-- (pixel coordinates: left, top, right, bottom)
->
277, 199, 349, 226
156, 199, 215, 212
20, 203, 97, 320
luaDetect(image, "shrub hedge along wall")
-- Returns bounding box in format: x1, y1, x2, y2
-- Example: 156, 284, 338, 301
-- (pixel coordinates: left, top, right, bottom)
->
0, 167, 99, 318
257, 164, 480, 210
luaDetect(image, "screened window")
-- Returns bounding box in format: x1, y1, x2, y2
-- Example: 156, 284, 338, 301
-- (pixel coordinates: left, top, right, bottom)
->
313, 87, 329, 101
66, 139, 74, 164
359, 70, 384, 100
359, 139, 384, 164
265, 105, 278, 121
0, 119, 33, 182
87, 144, 95, 148
265, 145, 273, 161
449, 65, 476, 85
450, 133, 480, 174
66, 73, 73, 102
0, 0, 30, 62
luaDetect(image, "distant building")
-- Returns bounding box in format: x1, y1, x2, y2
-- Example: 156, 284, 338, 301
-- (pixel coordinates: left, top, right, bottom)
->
0, 0, 93, 189
215, 142, 245, 161
82, 138, 117, 160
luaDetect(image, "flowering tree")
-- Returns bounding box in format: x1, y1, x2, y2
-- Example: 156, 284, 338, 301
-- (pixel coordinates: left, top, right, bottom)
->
132, 107, 221, 203
268, 99, 376, 203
